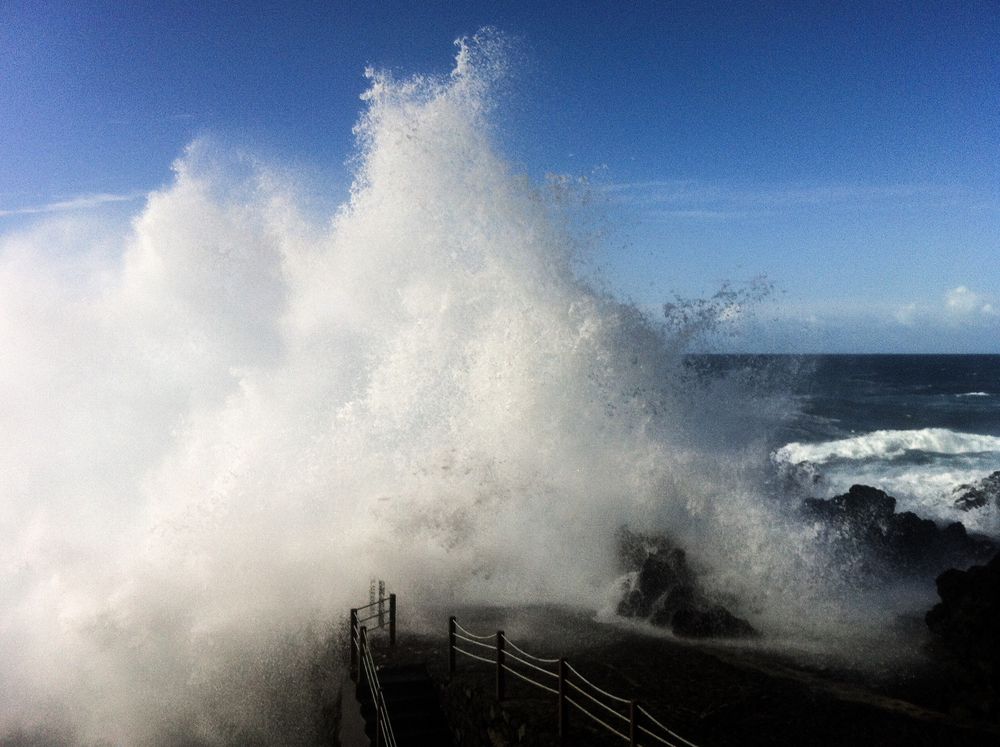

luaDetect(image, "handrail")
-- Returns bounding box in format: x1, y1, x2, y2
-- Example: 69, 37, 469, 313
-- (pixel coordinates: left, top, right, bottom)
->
453, 618, 496, 640
565, 660, 632, 703
359, 625, 397, 747
638, 705, 700, 747
349, 589, 396, 681
503, 648, 560, 680
566, 679, 629, 725
447, 616, 699, 747
348, 581, 397, 747
504, 635, 561, 664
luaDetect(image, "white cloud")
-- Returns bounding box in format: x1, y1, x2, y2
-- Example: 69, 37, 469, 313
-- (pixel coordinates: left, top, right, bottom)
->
0, 192, 142, 218
945, 285, 996, 317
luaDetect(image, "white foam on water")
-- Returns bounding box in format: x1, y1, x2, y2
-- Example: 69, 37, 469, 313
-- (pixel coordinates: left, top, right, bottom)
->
774, 428, 1000, 533
775, 428, 1000, 463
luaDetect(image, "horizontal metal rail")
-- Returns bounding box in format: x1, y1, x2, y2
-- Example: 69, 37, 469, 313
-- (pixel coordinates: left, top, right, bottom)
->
565, 661, 632, 704
453, 645, 495, 666
355, 598, 383, 613
349, 589, 396, 682
502, 662, 559, 695
358, 625, 397, 747
453, 619, 496, 640
567, 678, 630, 725
454, 632, 495, 650
448, 616, 700, 747
347, 582, 398, 747
504, 635, 560, 664
566, 694, 630, 742
639, 724, 676, 746
502, 647, 560, 680
639, 705, 701, 747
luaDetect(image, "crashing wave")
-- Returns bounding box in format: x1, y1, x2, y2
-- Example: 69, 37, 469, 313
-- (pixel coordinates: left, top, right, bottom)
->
774, 428, 1000, 464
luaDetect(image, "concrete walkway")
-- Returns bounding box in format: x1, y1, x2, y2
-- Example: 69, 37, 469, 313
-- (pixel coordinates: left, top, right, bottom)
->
338, 672, 370, 747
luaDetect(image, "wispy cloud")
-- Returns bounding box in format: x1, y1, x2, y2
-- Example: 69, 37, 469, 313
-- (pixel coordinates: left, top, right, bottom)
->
655, 208, 757, 221
0, 192, 143, 218
601, 179, 963, 221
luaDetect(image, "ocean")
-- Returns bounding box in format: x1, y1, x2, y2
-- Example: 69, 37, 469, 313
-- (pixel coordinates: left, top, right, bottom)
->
711, 354, 1000, 535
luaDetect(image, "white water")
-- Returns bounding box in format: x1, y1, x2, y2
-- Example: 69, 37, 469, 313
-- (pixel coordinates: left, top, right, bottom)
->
1, 32, 879, 744
775, 428, 1000, 463
774, 428, 1000, 532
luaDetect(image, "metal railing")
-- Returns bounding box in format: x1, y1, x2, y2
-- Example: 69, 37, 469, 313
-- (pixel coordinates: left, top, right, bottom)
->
349, 581, 397, 747
448, 616, 698, 747
358, 624, 397, 747
349, 581, 396, 680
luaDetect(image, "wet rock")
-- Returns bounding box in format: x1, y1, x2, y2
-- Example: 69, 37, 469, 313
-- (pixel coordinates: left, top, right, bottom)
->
615, 528, 756, 639
953, 471, 1000, 512
926, 552, 1000, 709
802, 484, 895, 537
802, 484, 995, 579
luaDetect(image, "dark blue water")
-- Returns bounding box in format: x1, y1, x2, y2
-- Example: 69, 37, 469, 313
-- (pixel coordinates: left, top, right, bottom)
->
791, 354, 1000, 439
689, 355, 1000, 533
688, 354, 1000, 438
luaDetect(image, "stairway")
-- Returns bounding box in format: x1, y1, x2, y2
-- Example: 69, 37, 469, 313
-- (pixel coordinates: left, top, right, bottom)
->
356, 662, 452, 745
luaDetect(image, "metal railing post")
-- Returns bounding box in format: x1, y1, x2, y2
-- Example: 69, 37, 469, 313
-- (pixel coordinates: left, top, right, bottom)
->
558, 658, 568, 741
496, 630, 506, 701
359, 625, 368, 689
375, 694, 383, 747
378, 580, 386, 627
448, 616, 457, 675
630, 700, 638, 746
389, 593, 396, 648
350, 608, 358, 682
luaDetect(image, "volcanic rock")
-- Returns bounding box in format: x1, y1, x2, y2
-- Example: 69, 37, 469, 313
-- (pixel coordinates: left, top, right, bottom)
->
802, 484, 896, 536
926, 552, 1000, 710
615, 528, 756, 639
802, 484, 995, 579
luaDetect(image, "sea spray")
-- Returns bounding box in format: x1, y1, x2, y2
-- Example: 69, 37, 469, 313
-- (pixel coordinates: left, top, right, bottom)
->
2, 31, 852, 743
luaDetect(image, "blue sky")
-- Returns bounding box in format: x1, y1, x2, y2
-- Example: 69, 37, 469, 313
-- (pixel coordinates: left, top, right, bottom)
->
2, 1, 997, 352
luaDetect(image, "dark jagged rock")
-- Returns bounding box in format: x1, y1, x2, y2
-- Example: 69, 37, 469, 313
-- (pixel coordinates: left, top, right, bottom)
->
615, 528, 756, 639
801, 484, 996, 580
927, 552, 1000, 660
925, 552, 1000, 713
802, 484, 896, 535
953, 471, 1000, 512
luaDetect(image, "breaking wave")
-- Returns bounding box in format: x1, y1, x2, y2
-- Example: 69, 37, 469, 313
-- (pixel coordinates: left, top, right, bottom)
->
0, 30, 871, 744
774, 428, 1000, 532
775, 428, 1000, 463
